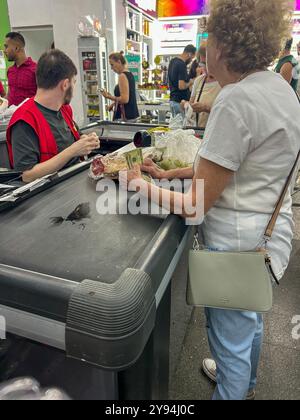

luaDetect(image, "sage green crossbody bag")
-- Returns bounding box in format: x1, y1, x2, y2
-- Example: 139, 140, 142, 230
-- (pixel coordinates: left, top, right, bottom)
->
187, 150, 300, 313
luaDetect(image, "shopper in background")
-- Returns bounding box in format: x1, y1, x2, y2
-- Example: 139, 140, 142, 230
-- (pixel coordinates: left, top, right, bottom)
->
168, 44, 197, 117
275, 38, 300, 92
0, 81, 6, 98
189, 44, 208, 83
6, 49, 100, 183
182, 43, 221, 128
4, 32, 37, 106
121, 0, 300, 400
100, 52, 139, 122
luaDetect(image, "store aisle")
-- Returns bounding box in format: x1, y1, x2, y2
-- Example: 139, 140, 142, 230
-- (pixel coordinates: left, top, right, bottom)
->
170, 206, 300, 401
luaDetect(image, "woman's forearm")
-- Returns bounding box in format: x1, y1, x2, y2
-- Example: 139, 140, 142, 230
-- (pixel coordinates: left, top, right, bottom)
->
112, 95, 129, 104
162, 167, 194, 180
137, 178, 198, 220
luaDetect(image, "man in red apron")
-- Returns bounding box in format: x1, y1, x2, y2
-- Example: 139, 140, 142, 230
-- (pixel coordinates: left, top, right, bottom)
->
7, 49, 100, 183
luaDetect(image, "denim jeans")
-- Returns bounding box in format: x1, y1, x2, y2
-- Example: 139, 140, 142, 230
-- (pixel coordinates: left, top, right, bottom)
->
170, 101, 184, 118
205, 308, 264, 400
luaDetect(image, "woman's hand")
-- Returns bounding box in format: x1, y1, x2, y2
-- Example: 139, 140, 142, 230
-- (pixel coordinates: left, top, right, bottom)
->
141, 158, 165, 179
106, 103, 115, 112
119, 165, 144, 192
191, 102, 210, 113
100, 90, 114, 101
180, 100, 188, 110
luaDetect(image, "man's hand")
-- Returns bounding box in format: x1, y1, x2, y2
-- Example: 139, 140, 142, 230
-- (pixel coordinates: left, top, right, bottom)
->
70, 132, 100, 157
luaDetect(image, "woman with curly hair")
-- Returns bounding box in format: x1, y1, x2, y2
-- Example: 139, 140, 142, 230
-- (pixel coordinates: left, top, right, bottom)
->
121, 0, 300, 400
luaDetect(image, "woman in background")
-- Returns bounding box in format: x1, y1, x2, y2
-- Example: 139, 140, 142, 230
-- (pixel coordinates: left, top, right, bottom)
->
182, 44, 221, 128
101, 52, 139, 122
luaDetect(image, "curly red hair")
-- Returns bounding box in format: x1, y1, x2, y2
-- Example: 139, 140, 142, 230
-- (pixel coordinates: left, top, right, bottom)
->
207, 0, 294, 73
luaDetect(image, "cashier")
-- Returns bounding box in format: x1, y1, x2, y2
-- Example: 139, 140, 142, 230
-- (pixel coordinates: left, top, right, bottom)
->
6, 49, 100, 183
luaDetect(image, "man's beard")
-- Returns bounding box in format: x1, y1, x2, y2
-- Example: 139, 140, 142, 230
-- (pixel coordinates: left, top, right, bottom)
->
64, 86, 73, 105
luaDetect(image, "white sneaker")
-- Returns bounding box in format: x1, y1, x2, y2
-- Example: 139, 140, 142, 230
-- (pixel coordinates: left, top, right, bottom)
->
202, 358, 217, 382
202, 359, 256, 400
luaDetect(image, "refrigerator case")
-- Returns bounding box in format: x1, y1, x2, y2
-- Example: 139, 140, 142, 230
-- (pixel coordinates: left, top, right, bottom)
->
78, 37, 109, 124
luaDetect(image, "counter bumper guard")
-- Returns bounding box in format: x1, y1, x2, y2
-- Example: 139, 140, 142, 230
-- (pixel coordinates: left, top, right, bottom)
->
66, 268, 156, 370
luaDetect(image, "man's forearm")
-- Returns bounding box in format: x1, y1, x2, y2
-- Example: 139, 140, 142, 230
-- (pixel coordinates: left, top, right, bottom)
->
22, 148, 75, 183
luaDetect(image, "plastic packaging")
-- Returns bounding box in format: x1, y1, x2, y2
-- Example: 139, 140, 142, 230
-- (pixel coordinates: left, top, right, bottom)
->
169, 113, 184, 130
0, 378, 70, 400
154, 129, 202, 166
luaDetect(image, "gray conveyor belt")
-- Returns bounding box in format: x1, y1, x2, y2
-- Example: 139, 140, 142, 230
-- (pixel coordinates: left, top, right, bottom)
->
0, 169, 165, 284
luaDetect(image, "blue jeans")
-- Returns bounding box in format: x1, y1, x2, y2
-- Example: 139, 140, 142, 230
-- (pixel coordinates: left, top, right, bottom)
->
205, 308, 264, 400
170, 101, 184, 118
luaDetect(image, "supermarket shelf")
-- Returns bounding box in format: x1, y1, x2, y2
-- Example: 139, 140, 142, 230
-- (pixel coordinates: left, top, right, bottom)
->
126, 27, 140, 36
126, 51, 141, 56
127, 39, 141, 45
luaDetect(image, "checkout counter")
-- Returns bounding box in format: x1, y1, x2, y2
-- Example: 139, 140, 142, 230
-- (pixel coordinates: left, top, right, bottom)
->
0, 122, 192, 400
0, 121, 205, 171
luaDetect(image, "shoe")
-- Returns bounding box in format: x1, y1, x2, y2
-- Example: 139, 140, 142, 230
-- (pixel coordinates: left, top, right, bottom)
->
202, 359, 256, 401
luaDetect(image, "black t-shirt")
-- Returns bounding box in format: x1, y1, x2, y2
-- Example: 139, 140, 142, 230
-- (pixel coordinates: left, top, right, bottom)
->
168, 57, 190, 103
114, 72, 139, 121
11, 102, 79, 171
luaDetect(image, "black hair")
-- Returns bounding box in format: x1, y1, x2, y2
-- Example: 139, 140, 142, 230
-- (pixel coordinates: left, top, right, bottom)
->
184, 44, 197, 55
6, 32, 25, 47
189, 60, 199, 79
36, 49, 77, 89
285, 38, 293, 51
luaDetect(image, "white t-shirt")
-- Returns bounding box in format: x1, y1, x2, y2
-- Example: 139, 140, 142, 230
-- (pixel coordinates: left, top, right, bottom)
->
197, 70, 300, 278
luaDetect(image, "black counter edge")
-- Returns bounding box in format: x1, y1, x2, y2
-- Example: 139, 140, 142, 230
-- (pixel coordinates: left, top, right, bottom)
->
0, 264, 77, 322
65, 268, 156, 371
65, 215, 188, 370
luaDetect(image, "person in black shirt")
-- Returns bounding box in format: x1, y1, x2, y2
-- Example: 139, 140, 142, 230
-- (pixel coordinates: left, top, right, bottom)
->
168, 45, 197, 117
101, 52, 139, 121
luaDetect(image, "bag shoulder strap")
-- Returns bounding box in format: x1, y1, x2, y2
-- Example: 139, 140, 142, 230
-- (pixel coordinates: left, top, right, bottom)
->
265, 149, 300, 238
196, 76, 207, 127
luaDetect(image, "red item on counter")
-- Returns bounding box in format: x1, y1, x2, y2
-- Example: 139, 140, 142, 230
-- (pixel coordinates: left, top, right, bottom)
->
0, 81, 6, 97
6, 97, 80, 168
92, 156, 105, 177
7, 57, 37, 106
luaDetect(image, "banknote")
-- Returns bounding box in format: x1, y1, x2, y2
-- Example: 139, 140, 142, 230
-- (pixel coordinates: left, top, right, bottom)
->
125, 149, 144, 169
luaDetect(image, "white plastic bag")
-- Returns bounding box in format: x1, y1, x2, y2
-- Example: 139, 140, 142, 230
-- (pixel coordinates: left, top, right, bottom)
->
155, 129, 201, 166
169, 113, 184, 130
